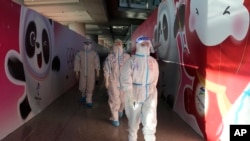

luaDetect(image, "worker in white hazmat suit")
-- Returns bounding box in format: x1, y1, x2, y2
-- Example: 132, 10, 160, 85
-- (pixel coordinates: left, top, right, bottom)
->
120, 36, 159, 141
74, 38, 100, 108
103, 39, 130, 127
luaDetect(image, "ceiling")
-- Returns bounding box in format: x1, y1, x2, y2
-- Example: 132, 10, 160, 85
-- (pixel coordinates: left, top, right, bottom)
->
12, 0, 159, 47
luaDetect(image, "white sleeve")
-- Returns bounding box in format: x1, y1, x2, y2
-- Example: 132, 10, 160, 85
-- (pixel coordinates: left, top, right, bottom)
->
120, 58, 133, 91
94, 52, 100, 71
74, 52, 81, 72
153, 59, 159, 86
103, 55, 110, 79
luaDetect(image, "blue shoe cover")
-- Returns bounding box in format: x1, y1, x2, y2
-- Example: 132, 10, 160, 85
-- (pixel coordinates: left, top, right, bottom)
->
87, 103, 93, 107
112, 120, 120, 127
80, 97, 86, 103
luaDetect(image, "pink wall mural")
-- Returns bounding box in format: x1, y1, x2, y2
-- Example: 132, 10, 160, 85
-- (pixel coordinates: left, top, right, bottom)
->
132, 0, 250, 140
0, 0, 85, 139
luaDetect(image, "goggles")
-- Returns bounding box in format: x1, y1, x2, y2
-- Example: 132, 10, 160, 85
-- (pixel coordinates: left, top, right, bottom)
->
139, 41, 150, 47
136, 36, 150, 44
114, 41, 122, 46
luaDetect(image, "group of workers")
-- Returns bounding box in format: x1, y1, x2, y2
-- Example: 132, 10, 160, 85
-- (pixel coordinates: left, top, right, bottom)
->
74, 35, 159, 141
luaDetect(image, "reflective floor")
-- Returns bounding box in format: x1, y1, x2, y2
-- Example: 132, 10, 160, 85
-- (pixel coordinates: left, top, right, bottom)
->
3, 73, 203, 141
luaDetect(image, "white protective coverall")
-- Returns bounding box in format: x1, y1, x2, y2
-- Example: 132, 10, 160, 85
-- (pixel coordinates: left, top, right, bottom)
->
103, 39, 130, 125
120, 36, 159, 141
74, 39, 100, 105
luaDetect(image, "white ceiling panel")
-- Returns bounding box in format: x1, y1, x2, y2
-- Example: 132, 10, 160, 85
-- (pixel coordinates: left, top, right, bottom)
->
12, 0, 153, 46
42, 11, 93, 23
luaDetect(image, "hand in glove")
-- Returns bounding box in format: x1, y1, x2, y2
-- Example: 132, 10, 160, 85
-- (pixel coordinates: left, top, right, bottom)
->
95, 70, 100, 85
124, 89, 138, 110
96, 70, 100, 79
104, 76, 109, 89
105, 80, 109, 89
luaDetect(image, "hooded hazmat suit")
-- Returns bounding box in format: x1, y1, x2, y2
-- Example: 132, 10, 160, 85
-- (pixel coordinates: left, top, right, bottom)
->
74, 39, 100, 107
120, 36, 159, 141
103, 39, 130, 126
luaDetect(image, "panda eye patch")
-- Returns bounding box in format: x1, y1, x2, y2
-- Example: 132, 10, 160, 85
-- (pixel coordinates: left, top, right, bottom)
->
43, 40, 47, 46
30, 32, 36, 46
25, 21, 36, 58
42, 29, 50, 64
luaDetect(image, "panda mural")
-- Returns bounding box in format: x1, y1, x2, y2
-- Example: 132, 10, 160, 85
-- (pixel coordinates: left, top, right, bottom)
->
5, 6, 60, 120
188, 0, 250, 140
153, 0, 181, 106
173, 0, 250, 140
155, 0, 178, 62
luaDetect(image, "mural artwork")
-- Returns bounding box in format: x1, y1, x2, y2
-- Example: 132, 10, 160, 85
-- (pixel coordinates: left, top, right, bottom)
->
132, 0, 250, 140
0, 0, 84, 139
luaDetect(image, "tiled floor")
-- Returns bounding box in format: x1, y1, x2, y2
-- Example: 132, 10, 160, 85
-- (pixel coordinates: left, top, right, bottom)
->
3, 73, 204, 141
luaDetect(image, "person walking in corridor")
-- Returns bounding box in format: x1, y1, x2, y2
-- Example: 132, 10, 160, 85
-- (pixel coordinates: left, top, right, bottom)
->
120, 36, 159, 141
103, 39, 130, 127
74, 38, 100, 108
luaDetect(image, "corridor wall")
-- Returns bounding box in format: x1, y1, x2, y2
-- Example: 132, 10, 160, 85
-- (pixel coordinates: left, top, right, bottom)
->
131, 0, 250, 140
0, 0, 85, 139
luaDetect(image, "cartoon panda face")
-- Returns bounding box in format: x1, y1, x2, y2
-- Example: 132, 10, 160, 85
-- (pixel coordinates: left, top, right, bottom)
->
22, 11, 52, 79
155, 0, 178, 62
189, 0, 249, 46
156, 2, 170, 59
19, 6, 54, 114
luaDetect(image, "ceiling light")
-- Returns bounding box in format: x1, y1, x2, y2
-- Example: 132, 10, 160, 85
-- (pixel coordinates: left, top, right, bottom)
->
24, 0, 79, 5
112, 26, 125, 29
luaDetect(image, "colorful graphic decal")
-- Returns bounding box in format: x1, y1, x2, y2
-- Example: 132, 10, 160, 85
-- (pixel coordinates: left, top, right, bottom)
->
0, 0, 84, 139
132, 0, 250, 140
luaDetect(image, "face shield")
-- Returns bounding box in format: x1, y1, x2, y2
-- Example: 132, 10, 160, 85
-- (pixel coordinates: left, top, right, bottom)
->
83, 41, 92, 51
135, 36, 152, 55
112, 39, 123, 56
